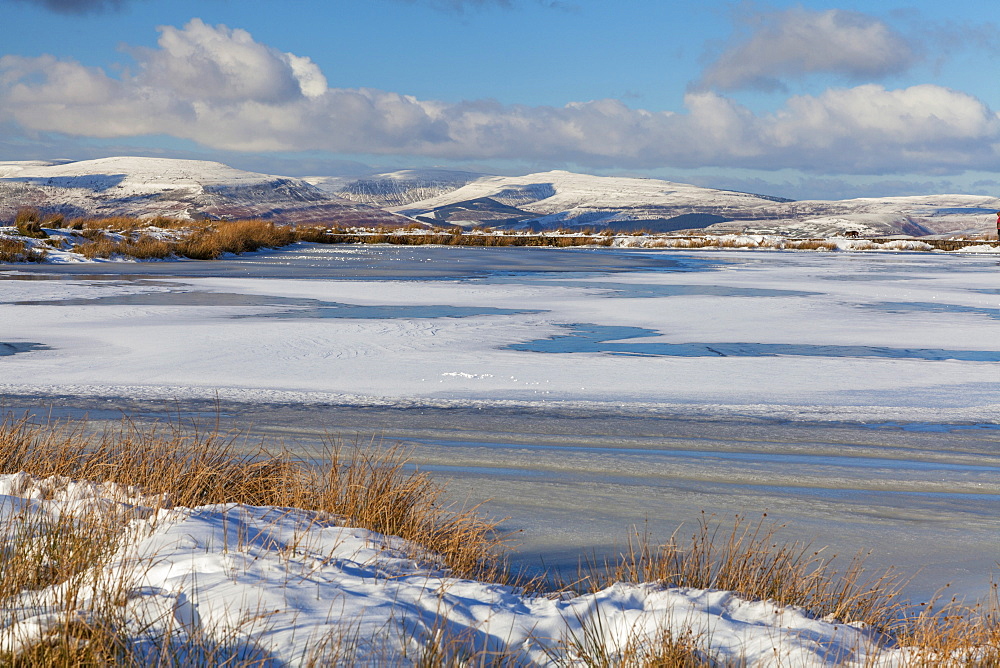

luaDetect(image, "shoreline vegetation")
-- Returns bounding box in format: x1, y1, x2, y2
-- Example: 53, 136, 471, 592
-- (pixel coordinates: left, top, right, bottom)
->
1, 209, 999, 263
0, 415, 997, 665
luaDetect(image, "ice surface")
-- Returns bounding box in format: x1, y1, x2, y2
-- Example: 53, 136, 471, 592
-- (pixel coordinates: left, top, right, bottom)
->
2, 246, 999, 421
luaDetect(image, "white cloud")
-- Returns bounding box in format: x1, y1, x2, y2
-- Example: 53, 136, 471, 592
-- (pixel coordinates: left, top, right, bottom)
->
2, 19, 999, 175
134, 19, 326, 103
700, 8, 917, 92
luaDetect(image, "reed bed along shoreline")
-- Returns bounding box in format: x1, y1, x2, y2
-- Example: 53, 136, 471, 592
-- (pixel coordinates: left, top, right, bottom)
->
2, 208, 998, 263
0, 414, 996, 665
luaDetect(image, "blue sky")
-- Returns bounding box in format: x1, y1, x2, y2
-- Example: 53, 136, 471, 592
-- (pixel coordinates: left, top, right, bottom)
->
3, 0, 1000, 199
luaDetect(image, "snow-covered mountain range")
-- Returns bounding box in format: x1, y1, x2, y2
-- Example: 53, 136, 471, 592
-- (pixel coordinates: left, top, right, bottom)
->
378, 170, 1000, 237
2, 157, 998, 237
0, 157, 410, 227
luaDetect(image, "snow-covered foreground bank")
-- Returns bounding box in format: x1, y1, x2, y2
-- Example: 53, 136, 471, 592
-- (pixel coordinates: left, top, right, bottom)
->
0, 473, 920, 666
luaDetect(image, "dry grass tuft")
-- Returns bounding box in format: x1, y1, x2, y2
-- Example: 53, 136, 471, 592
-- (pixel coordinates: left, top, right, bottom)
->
315, 441, 510, 581
785, 239, 838, 251
582, 514, 908, 632
0, 238, 47, 262
294, 225, 339, 243
13, 208, 48, 239
541, 607, 710, 668
68, 219, 297, 260
13, 207, 41, 225
72, 235, 117, 259
714, 235, 766, 248
175, 219, 298, 259
0, 504, 128, 602
75, 234, 173, 260
891, 582, 1000, 666
122, 235, 174, 259
75, 216, 186, 233
42, 213, 65, 229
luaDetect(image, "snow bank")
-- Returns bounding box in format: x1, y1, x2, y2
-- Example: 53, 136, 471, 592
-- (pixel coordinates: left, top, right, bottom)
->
956, 243, 1000, 253
0, 473, 909, 666
0, 472, 159, 516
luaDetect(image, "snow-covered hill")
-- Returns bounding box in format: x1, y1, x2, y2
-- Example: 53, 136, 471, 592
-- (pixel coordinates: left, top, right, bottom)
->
393, 170, 1000, 237
392, 170, 791, 232
0, 157, 413, 227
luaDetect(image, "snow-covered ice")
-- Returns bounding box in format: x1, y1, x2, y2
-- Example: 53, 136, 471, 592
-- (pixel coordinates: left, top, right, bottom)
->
2, 245, 999, 423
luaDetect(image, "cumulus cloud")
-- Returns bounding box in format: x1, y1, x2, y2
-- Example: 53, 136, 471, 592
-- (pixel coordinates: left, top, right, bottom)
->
9, 0, 132, 14
700, 8, 917, 92
132, 20, 327, 103
1, 19, 999, 175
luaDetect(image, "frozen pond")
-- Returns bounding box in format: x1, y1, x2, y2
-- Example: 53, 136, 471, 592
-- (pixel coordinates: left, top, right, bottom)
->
2, 244, 999, 601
